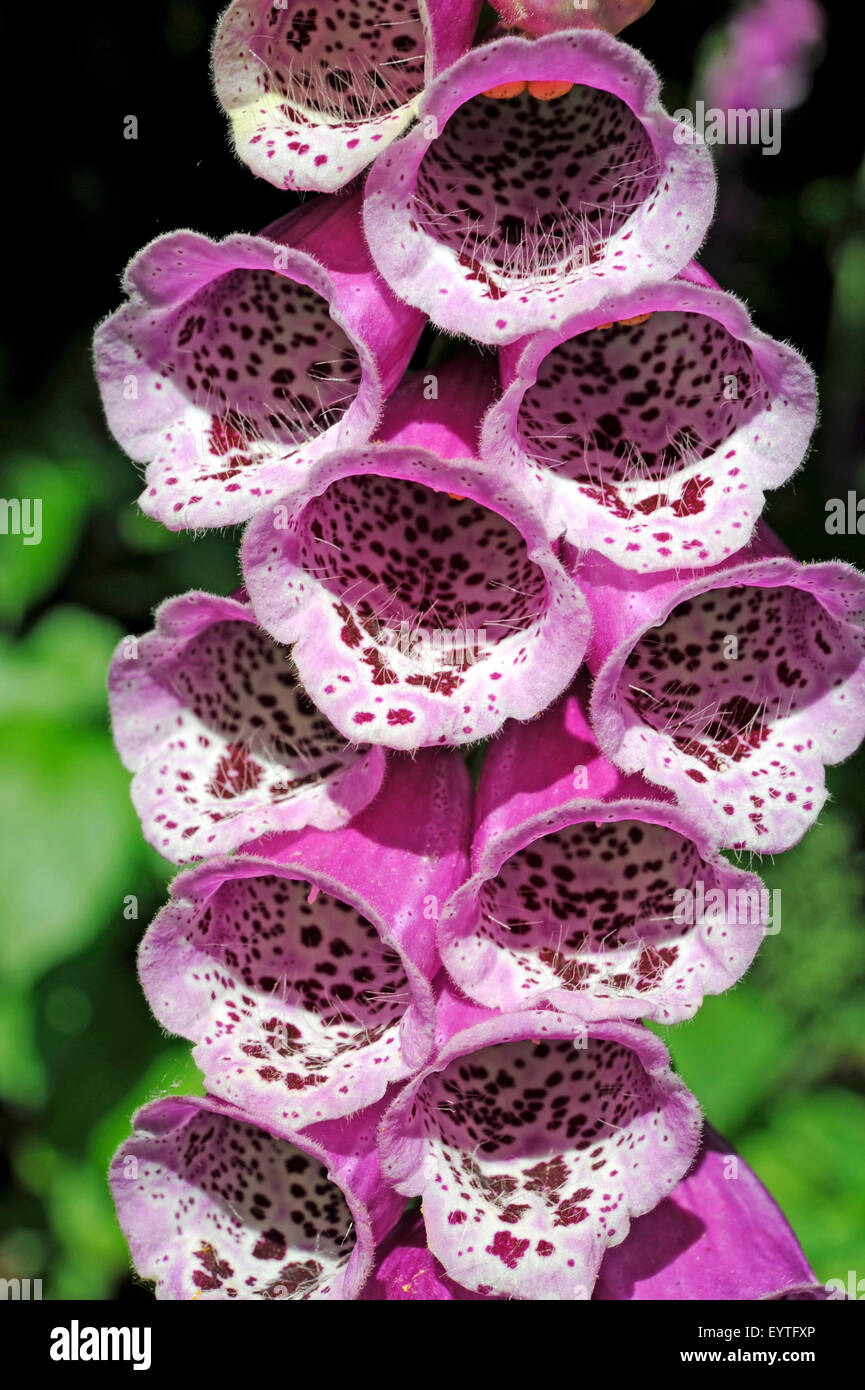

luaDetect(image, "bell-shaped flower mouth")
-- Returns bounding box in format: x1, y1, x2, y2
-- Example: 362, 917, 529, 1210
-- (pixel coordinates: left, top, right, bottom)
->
110, 1094, 401, 1300
439, 685, 768, 1022
213, 1, 483, 193
484, 268, 817, 570
94, 190, 423, 529
364, 1121, 822, 1301
139, 751, 470, 1126
379, 991, 700, 1299
364, 30, 715, 344
242, 445, 590, 749
109, 590, 386, 864
585, 525, 865, 853
142, 870, 416, 1126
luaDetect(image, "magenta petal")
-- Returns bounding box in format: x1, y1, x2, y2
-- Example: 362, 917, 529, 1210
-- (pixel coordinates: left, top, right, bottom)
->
94, 189, 423, 529
110, 1093, 401, 1300
378, 985, 700, 1299
585, 523, 865, 853
213, 1, 483, 194
109, 589, 386, 863
242, 360, 591, 749
483, 268, 817, 571
364, 30, 716, 345
593, 1125, 818, 1300
701, 0, 825, 116
439, 680, 767, 1023
139, 750, 471, 1126
360, 1210, 493, 1300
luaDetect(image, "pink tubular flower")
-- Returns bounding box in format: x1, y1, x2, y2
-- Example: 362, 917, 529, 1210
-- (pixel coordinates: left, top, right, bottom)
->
213, 1, 484, 194
137, 751, 470, 1128
377, 982, 700, 1299
481, 263, 817, 571
362, 1124, 829, 1300
110, 1093, 402, 1300
241, 357, 591, 750
491, 1, 655, 37
438, 680, 768, 1023
363, 29, 716, 345
701, 0, 825, 117
584, 523, 865, 853
108, 589, 386, 863
94, 189, 424, 530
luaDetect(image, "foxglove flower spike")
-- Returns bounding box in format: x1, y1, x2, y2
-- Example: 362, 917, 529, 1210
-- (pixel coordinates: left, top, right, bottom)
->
700, 0, 825, 117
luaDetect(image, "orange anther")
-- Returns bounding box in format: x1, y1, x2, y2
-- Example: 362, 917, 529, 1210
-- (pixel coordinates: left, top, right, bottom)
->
617, 312, 652, 326
448, 493, 465, 501
528, 80, 574, 101
483, 80, 528, 99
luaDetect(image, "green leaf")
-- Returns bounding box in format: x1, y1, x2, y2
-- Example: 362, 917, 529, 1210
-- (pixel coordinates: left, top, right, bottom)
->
751, 806, 865, 1019
0, 720, 141, 987
0, 606, 121, 722
737, 1089, 865, 1283
0, 987, 46, 1106
89, 1043, 206, 1177
0, 459, 93, 626
46, 1160, 128, 1300
657, 987, 795, 1134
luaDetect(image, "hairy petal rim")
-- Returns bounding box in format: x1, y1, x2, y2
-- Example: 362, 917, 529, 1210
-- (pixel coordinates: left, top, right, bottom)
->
379, 998, 701, 1299
110, 1093, 401, 1300
482, 268, 817, 570
585, 527, 865, 852
242, 442, 591, 749
364, 29, 716, 344
108, 588, 385, 863
213, 0, 483, 193
94, 191, 423, 529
